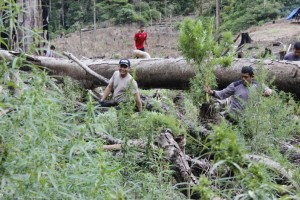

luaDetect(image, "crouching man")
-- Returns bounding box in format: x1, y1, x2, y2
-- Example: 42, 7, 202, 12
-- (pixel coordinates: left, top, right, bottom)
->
99, 59, 142, 112
204, 66, 272, 121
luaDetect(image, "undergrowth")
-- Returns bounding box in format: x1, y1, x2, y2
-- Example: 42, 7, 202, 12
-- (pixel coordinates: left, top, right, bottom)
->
1, 57, 300, 199
0, 21, 299, 200
0, 62, 184, 199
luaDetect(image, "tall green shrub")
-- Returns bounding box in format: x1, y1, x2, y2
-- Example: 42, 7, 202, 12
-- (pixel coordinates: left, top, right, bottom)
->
178, 18, 234, 103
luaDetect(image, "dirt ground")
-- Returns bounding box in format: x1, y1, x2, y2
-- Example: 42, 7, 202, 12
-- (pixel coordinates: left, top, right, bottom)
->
52, 18, 300, 60
247, 19, 300, 42
52, 22, 180, 59
236, 19, 300, 59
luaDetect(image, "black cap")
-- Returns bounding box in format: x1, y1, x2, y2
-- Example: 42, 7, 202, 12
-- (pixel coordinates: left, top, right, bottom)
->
119, 59, 130, 67
241, 66, 254, 76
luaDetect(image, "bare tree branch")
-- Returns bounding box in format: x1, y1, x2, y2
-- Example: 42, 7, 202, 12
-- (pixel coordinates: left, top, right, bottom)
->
244, 154, 299, 190
63, 51, 109, 85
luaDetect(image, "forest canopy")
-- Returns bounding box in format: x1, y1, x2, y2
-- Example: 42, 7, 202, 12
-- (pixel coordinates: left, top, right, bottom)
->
48, 0, 300, 36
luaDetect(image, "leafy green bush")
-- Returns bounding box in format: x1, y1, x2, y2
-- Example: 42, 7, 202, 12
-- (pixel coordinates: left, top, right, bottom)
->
132, 14, 147, 25
116, 8, 136, 24
221, 0, 281, 33
134, 1, 150, 12
179, 18, 234, 103
0, 61, 187, 199
144, 9, 161, 22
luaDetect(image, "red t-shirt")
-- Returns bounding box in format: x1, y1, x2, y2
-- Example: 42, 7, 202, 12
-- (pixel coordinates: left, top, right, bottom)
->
134, 31, 147, 50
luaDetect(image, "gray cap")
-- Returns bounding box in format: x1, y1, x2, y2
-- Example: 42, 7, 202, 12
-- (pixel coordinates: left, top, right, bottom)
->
119, 59, 130, 67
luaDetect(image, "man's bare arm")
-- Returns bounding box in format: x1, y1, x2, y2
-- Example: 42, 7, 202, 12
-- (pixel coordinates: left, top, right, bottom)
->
101, 84, 113, 101
135, 93, 143, 112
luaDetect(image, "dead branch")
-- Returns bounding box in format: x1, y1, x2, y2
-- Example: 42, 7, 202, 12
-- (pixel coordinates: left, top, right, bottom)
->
244, 154, 299, 190
186, 155, 212, 175
233, 33, 241, 43
235, 44, 245, 53
95, 132, 156, 150
88, 89, 101, 100
156, 129, 198, 185
103, 144, 122, 151
63, 51, 109, 85
95, 132, 123, 144
281, 142, 300, 164
0, 108, 14, 117
10, 70, 23, 98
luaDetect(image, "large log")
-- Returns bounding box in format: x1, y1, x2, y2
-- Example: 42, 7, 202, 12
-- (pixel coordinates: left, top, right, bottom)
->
1, 50, 300, 98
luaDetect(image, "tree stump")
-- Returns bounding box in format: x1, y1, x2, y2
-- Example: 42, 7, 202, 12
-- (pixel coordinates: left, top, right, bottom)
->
238, 32, 252, 47
279, 51, 287, 60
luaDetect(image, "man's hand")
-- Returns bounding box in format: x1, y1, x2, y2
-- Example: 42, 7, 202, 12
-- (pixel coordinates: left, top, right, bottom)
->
204, 85, 214, 95
263, 88, 272, 97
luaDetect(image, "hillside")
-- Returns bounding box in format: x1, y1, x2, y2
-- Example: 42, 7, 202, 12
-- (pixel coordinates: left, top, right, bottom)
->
51, 18, 182, 59
51, 18, 300, 60
241, 19, 300, 59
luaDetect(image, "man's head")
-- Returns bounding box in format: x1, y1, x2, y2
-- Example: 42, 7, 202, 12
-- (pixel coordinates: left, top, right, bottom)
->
119, 59, 131, 77
50, 45, 55, 50
241, 66, 254, 86
139, 24, 145, 32
293, 42, 300, 57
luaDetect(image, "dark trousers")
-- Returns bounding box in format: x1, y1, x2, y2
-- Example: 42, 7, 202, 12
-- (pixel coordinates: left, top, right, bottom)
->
222, 111, 238, 125
99, 99, 119, 107
138, 47, 145, 51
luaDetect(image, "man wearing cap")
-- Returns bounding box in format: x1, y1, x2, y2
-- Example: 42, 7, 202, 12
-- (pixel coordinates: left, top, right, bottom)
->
204, 66, 272, 118
99, 59, 142, 112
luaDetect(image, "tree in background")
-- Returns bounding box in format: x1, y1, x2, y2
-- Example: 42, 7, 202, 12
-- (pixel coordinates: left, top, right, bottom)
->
220, 0, 281, 33
46, 0, 300, 38
1, 0, 45, 52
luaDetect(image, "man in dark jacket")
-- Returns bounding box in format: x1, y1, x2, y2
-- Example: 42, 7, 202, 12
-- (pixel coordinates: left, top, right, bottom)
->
204, 66, 272, 118
284, 42, 300, 61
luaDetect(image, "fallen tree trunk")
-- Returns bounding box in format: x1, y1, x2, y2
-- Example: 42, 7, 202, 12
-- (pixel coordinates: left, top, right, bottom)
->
156, 129, 198, 185
1, 50, 300, 98
281, 142, 300, 164
244, 154, 299, 190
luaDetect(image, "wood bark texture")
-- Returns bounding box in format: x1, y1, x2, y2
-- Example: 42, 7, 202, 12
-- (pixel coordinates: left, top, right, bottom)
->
17, 0, 43, 51
281, 142, 300, 164
244, 154, 299, 190
1, 50, 300, 98
156, 129, 198, 185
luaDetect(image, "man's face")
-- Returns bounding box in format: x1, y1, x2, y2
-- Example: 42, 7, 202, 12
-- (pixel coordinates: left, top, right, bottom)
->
119, 65, 130, 77
294, 49, 300, 57
140, 26, 145, 32
241, 73, 253, 86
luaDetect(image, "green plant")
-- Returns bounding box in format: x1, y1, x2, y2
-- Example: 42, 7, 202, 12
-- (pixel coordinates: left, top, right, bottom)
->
116, 8, 136, 24
178, 18, 234, 104
192, 176, 216, 200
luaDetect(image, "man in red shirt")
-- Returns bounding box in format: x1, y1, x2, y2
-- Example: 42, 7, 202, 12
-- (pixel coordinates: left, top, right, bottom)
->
134, 24, 148, 51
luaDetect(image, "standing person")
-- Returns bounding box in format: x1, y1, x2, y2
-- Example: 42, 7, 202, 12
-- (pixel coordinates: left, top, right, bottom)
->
134, 24, 148, 52
99, 58, 142, 112
283, 42, 300, 61
45, 45, 55, 57
204, 66, 272, 119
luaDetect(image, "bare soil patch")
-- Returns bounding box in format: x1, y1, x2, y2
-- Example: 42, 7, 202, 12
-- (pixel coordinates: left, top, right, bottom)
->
52, 18, 300, 60
52, 23, 180, 59
236, 19, 300, 59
